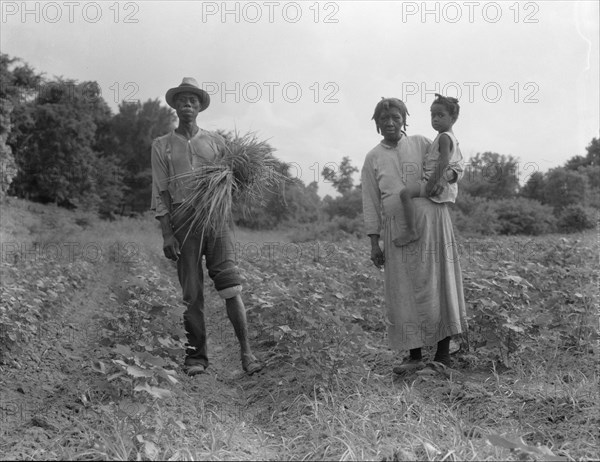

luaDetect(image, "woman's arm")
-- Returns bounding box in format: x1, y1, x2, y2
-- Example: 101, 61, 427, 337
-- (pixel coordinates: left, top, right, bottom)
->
361, 155, 382, 235
361, 155, 385, 268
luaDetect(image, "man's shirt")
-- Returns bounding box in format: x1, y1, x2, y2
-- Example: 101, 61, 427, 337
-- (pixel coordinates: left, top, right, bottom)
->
150, 129, 225, 217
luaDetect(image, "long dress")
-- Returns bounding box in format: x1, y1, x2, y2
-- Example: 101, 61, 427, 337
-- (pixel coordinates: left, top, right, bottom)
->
361, 134, 467, 351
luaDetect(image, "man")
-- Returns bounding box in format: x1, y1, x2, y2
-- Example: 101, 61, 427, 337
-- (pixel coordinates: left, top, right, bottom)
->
151, 77, 262, 376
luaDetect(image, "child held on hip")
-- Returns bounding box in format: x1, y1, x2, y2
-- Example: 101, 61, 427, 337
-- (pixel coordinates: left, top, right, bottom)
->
394, 94, 463, 247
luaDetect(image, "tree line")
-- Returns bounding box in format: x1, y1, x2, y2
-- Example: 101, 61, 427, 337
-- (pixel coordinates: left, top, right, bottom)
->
1, 54, 597, 235
0, 54, 309, 222
1, 54, 173, 218
453, 146, 599, 235
317, 147, 599, 236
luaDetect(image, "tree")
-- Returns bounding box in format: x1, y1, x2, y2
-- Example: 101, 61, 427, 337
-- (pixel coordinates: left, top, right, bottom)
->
520, 171, 546, 203
281, 180, 321, 223
542, 167, 589, 211
584, 137, 599, 166
91, 153, 127, 220
460, 152, 520, 199
556, 205, 596, 233
322, 188, 362, 219
564, 155, 589, 171
108, 99, 175, 213
322, 156, 358, 194
319, 156, 362, 219
9, 78, 117, 209
0, 53, 42, 102
4, 55, 128, 216
0, 54, 42, 198
564, 138, 600, 207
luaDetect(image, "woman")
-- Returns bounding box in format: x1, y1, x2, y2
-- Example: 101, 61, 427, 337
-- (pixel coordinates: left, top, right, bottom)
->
361, 98, 467, 373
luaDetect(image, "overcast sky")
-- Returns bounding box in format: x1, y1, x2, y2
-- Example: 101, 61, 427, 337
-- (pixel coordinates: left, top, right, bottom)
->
2, 0, 599, 196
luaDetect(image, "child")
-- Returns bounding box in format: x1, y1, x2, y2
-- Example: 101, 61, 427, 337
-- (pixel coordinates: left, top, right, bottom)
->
393, 93, 463, 247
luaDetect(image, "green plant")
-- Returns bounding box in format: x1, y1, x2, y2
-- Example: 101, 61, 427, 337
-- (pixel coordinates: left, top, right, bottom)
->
462, 234, 597, 369
556, 204, 597, 233
490, 197, 557, 235
93, 269, 185, 401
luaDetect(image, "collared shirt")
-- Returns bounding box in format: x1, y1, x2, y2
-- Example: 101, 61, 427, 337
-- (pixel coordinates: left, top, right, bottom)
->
150, 129, 225, 217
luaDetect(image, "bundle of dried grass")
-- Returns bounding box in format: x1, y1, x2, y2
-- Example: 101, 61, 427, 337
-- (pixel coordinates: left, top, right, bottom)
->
171, 131, 287, 241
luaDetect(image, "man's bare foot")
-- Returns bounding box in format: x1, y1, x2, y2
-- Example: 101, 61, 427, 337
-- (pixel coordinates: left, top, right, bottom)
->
242, 353, 263, 375
393, 231, 420, 247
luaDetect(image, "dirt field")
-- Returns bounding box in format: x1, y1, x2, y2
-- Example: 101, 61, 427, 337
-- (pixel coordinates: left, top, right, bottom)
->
1, 198, 597, 460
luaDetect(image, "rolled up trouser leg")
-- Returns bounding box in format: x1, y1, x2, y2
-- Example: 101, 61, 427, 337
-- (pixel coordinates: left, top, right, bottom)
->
205, 227, 243, 299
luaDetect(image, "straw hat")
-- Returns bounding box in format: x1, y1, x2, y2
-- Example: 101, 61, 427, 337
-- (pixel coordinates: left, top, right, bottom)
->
165, 77, 210, 111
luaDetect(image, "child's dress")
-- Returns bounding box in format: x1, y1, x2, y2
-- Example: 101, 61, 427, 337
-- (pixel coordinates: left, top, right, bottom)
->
420, 131, 463, 203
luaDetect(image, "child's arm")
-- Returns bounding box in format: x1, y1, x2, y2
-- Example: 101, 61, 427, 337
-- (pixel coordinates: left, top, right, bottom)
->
426, 134, 452, 196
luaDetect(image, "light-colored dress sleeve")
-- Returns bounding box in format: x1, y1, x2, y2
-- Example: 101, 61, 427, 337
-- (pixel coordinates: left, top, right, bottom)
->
361, 152, 382, 235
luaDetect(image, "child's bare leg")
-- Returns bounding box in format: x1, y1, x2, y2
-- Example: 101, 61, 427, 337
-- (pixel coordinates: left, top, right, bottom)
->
394, 184, 422, 247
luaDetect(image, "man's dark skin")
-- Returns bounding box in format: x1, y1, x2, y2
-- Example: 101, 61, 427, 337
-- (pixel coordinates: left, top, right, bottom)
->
157, 91, 254, 366
369, 107, 457, 269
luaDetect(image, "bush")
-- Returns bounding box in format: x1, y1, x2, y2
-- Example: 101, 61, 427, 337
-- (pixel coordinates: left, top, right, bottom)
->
542, 167, 589, 212
585, 187, 600, 210
452, 195, 557, 236
234, 208, 280, 230
288, 215, 364, 243
332, 215, 364, 236
322, 189, 362, 219
449, 206, 498, 237
490, 198, 557, 235
453, 194, 501, 235
556, 205, 597, 233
